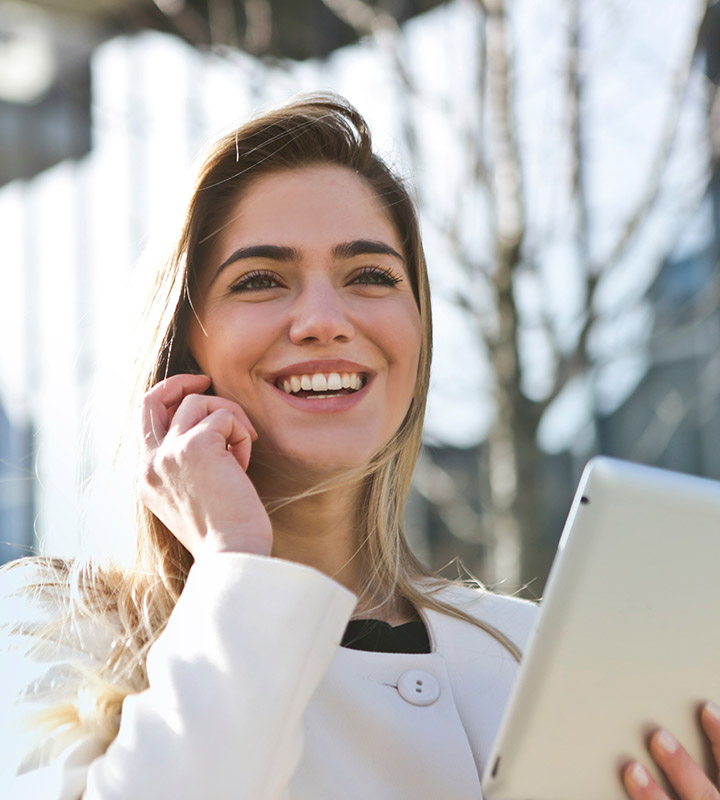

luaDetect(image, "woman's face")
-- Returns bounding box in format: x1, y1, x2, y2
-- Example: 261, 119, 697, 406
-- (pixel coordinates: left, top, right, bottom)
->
188, 164, 422, 483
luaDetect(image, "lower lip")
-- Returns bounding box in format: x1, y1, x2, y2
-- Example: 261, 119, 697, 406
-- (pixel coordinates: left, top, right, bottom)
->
269, 379, 372, 412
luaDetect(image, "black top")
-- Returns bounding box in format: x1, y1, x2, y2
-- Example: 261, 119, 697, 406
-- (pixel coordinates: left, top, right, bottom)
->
341, 618, 431, 654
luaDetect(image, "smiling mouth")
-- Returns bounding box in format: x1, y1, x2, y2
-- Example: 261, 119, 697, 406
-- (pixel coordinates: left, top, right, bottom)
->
274, 371, 368, 398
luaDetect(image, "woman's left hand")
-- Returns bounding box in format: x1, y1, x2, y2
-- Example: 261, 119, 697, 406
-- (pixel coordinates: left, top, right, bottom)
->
623, 702, 720, 799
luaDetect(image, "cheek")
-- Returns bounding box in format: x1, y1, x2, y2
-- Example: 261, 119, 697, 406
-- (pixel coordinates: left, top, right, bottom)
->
187, 307, 277, 384
387, 311, 423, 400
399, 303, 423, 364
186, 318, 208, 372
187, 314, 236, 379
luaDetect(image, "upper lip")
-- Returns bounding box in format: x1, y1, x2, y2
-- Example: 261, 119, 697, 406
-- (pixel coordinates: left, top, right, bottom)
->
267, 359, 374, 383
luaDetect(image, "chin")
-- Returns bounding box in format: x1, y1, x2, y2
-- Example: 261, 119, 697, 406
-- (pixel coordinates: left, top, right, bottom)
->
251, 437, 380, 487
287, 451, 371, 478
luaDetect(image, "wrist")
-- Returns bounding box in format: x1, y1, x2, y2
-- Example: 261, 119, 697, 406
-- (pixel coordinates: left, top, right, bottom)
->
196, 525, 273, 559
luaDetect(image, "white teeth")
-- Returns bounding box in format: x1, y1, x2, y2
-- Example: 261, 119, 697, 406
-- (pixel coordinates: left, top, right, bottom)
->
311, 373, 328, 391
278, 371, 366, 395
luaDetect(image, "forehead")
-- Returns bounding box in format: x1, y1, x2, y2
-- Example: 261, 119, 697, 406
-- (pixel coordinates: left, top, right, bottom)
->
213, 164, 403, 257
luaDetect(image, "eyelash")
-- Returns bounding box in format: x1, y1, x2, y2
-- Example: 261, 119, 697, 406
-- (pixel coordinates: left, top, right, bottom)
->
228, 265, 402, 293
352, 266, 403, 286
229, 270, 281, 293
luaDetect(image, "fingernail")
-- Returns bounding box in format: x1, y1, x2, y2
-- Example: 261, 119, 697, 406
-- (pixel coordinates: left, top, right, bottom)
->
630, 763, 650, 787
705, 701, 720, 722
656, 729, 678, 755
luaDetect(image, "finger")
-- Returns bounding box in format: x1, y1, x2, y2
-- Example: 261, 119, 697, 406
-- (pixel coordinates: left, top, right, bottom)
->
141, 374, 212, 445
192, 408, 254, 471
148, 374, 212, 406
649, 728, 719, 800
166, 402, 181, 427
226, 429, 254, 472
170, 394, 257, 441
622, 761, 670, 800
702, 702, 720, 785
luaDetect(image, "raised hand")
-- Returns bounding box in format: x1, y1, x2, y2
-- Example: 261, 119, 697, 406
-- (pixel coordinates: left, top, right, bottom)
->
139, 373, 273, 560
623, 702, 720, 800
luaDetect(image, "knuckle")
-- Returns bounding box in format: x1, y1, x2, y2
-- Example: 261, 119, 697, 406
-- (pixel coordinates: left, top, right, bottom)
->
142, 428, 161, 447
139, 461, 162, 493
180, 392, 203, 408
213, 408, 233, 425
212, 396, 241, 417
158, 443, 183, 468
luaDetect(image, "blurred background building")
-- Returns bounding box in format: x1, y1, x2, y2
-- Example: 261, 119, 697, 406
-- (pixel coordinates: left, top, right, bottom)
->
1, 0, 718, 595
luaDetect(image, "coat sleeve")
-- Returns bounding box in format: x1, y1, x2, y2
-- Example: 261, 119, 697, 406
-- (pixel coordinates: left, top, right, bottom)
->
3, 554, 357, 800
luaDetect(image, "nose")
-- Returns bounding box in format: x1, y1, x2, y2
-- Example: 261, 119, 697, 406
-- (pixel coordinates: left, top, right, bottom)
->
288, 280, 355, 345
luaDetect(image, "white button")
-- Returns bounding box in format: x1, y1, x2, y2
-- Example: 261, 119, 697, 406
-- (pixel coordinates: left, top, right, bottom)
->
397, 670, 440, 706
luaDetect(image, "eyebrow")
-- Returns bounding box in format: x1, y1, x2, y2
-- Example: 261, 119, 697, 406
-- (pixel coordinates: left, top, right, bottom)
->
213, 245, 299, 282
212, 239, 405, 283
332, 240, 404, 263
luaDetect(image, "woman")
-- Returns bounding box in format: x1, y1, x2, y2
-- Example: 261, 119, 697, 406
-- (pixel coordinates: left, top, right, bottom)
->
1, 94, 718, 800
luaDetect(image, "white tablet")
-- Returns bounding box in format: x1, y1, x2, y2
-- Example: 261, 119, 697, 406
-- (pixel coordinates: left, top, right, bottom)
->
481, 456, 720, 800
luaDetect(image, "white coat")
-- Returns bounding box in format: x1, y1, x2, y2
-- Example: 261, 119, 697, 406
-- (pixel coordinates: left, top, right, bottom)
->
2, 554, 538, 799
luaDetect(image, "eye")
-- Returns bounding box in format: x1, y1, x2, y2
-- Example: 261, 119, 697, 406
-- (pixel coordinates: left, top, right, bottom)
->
229, 270, 282, 293
351, 266, 403, 287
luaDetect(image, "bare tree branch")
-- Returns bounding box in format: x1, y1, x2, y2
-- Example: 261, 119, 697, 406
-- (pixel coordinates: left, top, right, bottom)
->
484, 0, 524, 257
474, 10, 490, 188
708, 80, 719, 164
207, 0, 240, 47
536, 0, 591, 406
244, 0, 273, 54
567, 0, 589, 266
601, 0, 714, 272
540, 272, 599, 412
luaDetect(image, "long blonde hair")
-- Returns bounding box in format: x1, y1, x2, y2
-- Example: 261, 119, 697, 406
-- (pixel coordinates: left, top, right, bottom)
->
2, 93, 521, 756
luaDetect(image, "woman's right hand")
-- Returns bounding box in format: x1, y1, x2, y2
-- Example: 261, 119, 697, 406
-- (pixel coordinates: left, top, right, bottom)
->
139, 373, 273, 559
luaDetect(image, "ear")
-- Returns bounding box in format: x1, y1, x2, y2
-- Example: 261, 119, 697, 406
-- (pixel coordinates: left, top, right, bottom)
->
179, 352, 215, 395
180, 351, 203, 376
173, 349, 205, 375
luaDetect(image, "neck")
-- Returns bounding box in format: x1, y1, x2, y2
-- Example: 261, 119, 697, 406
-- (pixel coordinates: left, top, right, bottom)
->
268, 481, 367, 593
251, 467, 417, 625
